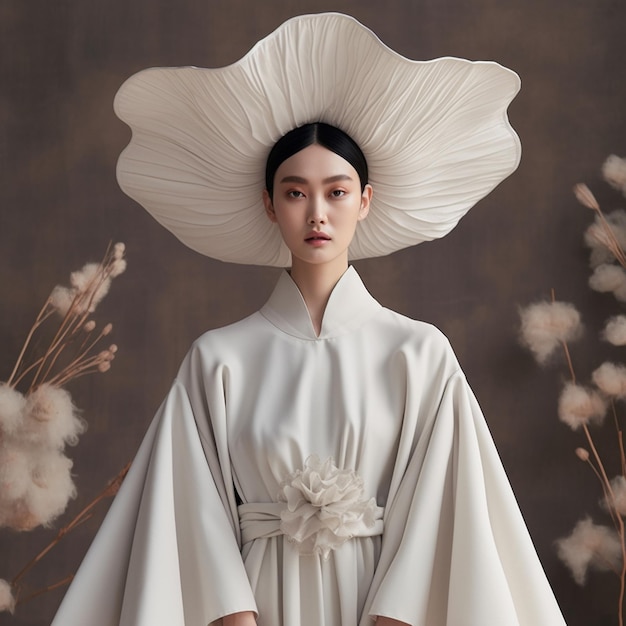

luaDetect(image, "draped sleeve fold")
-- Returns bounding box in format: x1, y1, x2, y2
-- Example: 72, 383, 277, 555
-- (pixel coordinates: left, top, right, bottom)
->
364, 369, 564, 626
51, 348, 258, 626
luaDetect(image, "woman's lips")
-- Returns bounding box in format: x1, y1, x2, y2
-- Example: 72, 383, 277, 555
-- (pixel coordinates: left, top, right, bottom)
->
305, 231, 331, 246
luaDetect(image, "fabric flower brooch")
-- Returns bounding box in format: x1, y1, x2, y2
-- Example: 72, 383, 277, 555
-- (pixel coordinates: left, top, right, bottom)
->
278, 455, 378, 559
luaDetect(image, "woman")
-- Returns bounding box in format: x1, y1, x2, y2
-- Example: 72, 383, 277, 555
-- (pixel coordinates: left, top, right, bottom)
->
53, 13, 566, 626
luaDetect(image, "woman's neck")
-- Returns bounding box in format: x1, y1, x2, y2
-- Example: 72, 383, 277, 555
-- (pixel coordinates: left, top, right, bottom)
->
289, 258, 348, 336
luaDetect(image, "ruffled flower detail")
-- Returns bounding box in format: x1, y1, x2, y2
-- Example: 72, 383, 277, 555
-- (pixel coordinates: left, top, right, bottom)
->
278, 455, 377, 559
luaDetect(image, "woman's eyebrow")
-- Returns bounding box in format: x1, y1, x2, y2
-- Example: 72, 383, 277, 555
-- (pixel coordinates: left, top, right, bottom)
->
279, 174, 354, 184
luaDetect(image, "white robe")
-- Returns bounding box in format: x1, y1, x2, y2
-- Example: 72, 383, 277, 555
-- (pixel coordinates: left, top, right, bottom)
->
52, 267, 566, 626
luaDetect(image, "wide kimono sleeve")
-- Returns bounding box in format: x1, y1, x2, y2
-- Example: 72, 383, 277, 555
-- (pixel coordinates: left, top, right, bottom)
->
363, 342, 566, 626
51, 342, 257, 626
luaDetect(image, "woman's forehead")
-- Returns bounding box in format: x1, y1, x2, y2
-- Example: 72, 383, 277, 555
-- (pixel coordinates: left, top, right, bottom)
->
275, 144, 359, 181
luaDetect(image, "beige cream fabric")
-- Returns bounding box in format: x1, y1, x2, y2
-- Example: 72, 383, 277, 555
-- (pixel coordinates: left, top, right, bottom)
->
52, 268, 565, 625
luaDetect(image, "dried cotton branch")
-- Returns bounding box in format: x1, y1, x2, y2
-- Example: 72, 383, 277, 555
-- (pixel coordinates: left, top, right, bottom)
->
577, 185, 626, 269
0, 243, 129, 613
575, 183, 601, 211
521, 164, 626, 626
0, 243, 125, 533
5, 462, 130, 612
8, 244, 125, 392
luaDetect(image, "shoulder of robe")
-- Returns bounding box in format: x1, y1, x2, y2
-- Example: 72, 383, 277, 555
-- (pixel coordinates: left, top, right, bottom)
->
176, 311, 267, 374
379, 308, 458, 358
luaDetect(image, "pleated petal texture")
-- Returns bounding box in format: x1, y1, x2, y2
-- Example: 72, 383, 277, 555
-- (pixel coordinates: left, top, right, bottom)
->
114, 12, 521, 267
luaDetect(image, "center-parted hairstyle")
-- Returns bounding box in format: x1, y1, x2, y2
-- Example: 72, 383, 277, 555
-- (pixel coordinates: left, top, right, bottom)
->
265, 122, 369, 199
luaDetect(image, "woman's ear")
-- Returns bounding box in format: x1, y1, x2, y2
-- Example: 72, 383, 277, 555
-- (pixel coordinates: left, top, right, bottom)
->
358, 184, 373, 221
263, 189, 277, 223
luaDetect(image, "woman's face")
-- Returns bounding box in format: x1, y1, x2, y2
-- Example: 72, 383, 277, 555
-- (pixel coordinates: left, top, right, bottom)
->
263, 144, 372, 272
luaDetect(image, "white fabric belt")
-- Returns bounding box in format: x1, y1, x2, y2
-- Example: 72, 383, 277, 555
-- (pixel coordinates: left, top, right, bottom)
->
238, 502, 384, 545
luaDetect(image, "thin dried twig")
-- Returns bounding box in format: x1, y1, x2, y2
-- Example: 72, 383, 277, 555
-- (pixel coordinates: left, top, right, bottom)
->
10, 463, 130, 599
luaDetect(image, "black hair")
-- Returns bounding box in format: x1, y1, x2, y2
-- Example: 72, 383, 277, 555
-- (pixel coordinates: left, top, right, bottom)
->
265, 122, 368, 199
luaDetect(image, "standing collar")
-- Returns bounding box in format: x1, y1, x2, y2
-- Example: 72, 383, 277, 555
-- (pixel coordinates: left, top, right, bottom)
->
260, 266, 382, 340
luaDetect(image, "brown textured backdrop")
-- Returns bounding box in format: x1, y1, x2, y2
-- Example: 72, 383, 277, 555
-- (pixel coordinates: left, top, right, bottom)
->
1, 1, 626, 624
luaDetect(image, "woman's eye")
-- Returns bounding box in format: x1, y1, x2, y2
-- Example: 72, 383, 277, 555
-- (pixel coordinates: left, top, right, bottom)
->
330, 189, 346, 198
288, 190, 304, 198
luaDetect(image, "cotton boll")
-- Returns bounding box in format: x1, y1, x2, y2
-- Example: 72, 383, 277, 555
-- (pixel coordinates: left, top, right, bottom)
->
69, 263, 111, 313
70, 263, 100, 292
22, 384, 86, 449
113, 242, 126, 259
0, 497, 38, 531
0, 384, 25, 437
585, 211, 626, 267
26, 451, 76, 526
519, 301, 583, 364
556, 517, 622, 585
0, 445, 31, 500
614, 283, 626, 303
110, 258, 127, 277
602, 155, 626, 192
585, 230, 616, 268
605, 210, 626, 242
604, 476, 626, 516
49, 285, 76, 317
592, 362, 626, 398
589, 264, 626, 295
0, 579, 15, 614
558, 382, 607, 430
604, 316, 626, 346
87, 276, 111, 313
588, 246, 616, 269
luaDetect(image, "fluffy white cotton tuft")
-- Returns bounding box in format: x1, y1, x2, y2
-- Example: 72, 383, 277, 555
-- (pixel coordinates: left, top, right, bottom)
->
0, 444, 31, 500
70, 262, 111, 313
0, 384, 25, 436
602, 155, 626, 193
603, 316, 626, 346
589, 264, 626, 301
556, 517, 622, 585
26, 451, 76, 527
21, 385, 86, 449
585, 210, 626, 268
603, 475, 626, 517
558, 382, 607, 430
519, 301, 583, 364
0, 579, 15, 614
592, 362, 626, 398
110, 258, 127, 278
49, 285, 76, 317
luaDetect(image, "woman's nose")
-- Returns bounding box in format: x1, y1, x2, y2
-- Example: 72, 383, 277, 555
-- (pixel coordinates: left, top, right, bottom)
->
307, 198, 327, 224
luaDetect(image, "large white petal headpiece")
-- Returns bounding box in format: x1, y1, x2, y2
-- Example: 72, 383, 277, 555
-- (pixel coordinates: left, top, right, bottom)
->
114, 12, 521, 267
